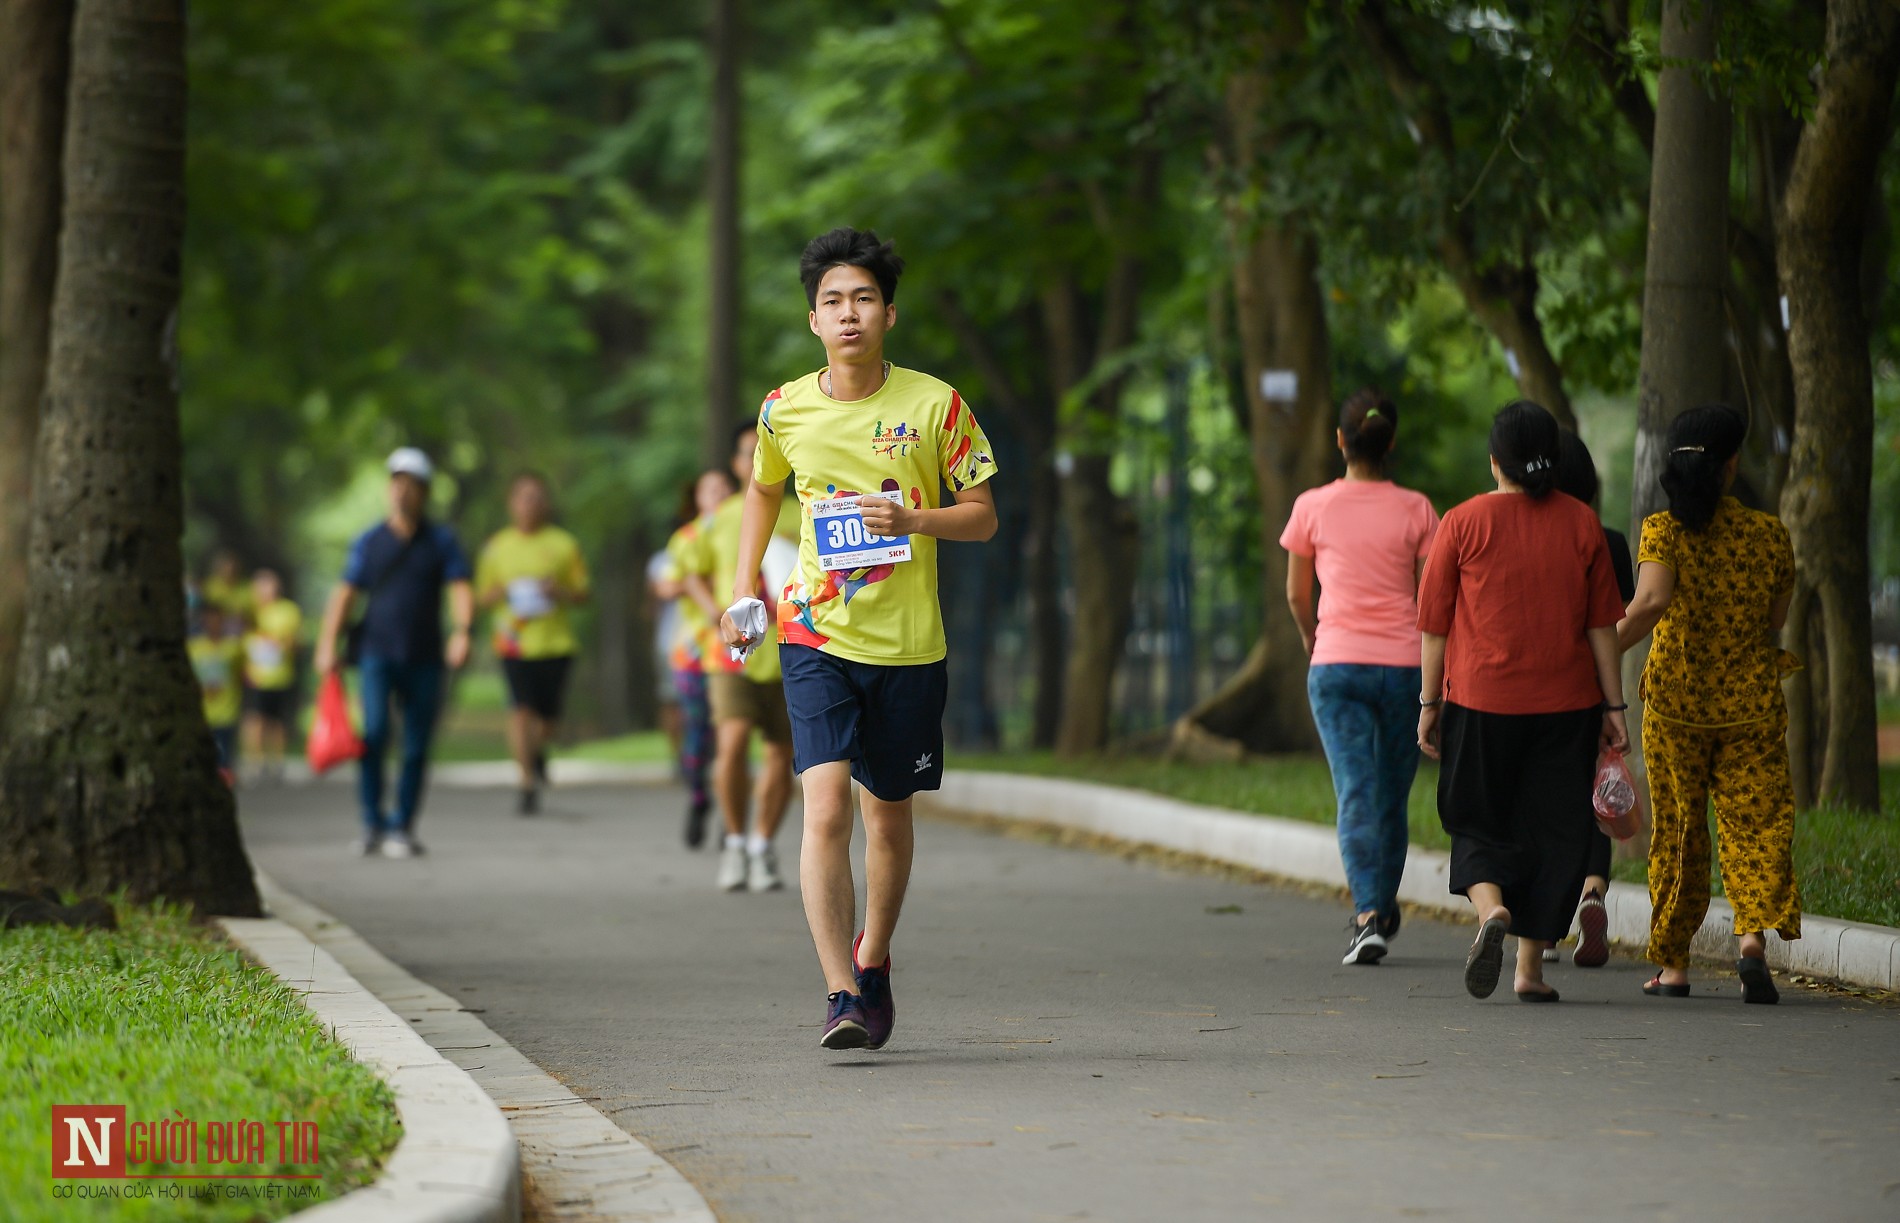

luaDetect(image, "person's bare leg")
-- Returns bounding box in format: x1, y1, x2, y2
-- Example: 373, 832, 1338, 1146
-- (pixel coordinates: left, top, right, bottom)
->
1465, 882, 1509, 927
1737, 930, 1766, 959
856, 789, 914, 969
755, 740, 793, 841
263, 719, 287, 769
1514, 937, 1553, 993
714, 719, 754, 837
799, 761, 857, 994
507, 708, 535, 790
242, 713, 265, 773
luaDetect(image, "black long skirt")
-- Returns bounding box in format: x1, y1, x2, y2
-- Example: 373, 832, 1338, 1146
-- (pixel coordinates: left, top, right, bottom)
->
1437, 703, 1600, 943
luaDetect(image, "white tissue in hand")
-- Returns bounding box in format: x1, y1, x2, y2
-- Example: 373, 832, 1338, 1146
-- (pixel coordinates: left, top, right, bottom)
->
726, 597, 768, 663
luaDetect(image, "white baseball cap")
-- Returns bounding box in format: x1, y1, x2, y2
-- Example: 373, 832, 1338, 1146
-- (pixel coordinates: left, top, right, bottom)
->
387, 447, 434, 482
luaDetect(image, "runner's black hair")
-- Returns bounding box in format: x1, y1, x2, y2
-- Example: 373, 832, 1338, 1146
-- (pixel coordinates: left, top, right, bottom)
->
1488, 400, 1560, 499
1660, 404, 1746, 532
800, 227, 904, 308
1554, 431, 1600, 508
1339, 388, 1397, 468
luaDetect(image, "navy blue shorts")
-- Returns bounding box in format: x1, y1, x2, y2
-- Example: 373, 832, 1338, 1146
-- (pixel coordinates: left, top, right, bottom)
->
778, 643, 947, 801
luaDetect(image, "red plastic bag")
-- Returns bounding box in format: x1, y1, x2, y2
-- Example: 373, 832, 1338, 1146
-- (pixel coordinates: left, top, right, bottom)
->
1592, 747, 1644, 841
306, 673, 364, 775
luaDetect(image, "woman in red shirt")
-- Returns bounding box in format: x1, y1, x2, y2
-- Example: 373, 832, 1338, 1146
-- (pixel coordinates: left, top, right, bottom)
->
1416, 401, 1629, 1002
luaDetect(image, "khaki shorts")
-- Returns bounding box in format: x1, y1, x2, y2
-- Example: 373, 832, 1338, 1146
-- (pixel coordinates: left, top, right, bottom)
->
707, 674, 793, 745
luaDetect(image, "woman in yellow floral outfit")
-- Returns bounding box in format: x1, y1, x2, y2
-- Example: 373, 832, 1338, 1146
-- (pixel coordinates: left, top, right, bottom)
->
1619, 405, 1799, 1005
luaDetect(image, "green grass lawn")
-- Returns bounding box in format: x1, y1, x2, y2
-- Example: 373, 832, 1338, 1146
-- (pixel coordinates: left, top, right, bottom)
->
1, 904, 401, 1220
957, 752, 1900, 929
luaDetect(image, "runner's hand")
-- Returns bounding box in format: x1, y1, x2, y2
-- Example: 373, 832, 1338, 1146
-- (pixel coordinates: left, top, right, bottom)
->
445, 628, 471, 670
857, 495, 912, 537
722, 597, 767, 662
314, 638, 337, 675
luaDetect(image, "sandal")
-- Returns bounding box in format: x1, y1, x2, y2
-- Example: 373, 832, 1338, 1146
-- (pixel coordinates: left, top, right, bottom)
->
1464, 916, 1508, 999
1515, 986, 1560, 1003
1642, 974, 1691, 998
1737, 956, 1779, 1005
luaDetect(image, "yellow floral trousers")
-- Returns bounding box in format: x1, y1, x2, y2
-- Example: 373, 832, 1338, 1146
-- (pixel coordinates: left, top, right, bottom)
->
1643, 710, 1802, 969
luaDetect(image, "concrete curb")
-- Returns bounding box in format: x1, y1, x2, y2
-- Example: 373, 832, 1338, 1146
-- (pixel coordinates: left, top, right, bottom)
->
922, 770, 1900, 992
248, 871, 716, 1223
219, 909, 520, 1223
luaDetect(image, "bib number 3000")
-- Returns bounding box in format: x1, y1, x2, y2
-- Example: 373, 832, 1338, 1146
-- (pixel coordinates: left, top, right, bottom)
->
812, 491, 912, 571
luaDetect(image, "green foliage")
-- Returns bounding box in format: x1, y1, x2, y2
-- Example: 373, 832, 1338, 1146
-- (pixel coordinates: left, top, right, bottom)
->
0, 904, 401, 1219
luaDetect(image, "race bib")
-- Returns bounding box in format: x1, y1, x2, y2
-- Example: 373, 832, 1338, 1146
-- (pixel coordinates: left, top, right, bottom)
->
812, 492, 911, 571
246, 638, 284, 671
507, 577, 554, 619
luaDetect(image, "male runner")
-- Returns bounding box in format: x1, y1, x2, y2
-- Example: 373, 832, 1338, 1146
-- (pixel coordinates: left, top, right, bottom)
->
680, 422, 800, 892
721, 227, 998, 1051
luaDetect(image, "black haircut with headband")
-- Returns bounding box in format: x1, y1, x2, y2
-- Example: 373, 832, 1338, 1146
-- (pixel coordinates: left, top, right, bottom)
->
1488, 400, 1560, 498
1339, 388, 1398, 468
1659, 404, 1746, 531
800, 227, 905, 309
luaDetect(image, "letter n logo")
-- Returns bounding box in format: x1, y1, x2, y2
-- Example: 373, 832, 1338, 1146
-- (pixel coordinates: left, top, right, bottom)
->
50, 1105, 126, 1178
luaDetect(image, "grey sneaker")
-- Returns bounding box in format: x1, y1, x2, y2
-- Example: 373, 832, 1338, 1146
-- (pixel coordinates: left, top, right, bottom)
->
747, 846, 784, 893
380, 831, 423, 859
717, 843, 748, 891
353, 832, 381, 857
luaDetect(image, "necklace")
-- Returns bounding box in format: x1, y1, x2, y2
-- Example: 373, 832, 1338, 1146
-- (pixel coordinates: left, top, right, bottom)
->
823, 361, 890, 399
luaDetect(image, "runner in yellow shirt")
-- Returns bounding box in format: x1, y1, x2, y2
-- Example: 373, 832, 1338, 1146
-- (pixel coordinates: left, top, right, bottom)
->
476, 472, 591, 816
721, 228, 998, 1051
666, 469, 735, 847
679, 421, 803, 893
189, 599, 246, 773
241, 569, 303, 782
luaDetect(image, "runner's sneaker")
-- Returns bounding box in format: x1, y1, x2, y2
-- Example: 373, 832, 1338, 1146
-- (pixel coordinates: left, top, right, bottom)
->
353, 832, 381, 857
717, 842, 748, 892
820, 991, 870, 1050
852, 932, 895, 1049
1342, 917, 1388, 965
517, 787, 540, 818
1573, 889, 1609, 967
1542, 947, 1561, 962
380, 831, 423, 859
683, 797, 711, 849
1378, 908, 1402, 942
747, 846, 784, 893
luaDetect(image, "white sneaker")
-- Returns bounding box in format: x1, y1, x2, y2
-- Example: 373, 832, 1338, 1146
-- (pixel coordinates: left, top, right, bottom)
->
717, 844, 748, 892
747, 846, 783, 893
1542, 947, 1561, 963
380, 831, 423, 859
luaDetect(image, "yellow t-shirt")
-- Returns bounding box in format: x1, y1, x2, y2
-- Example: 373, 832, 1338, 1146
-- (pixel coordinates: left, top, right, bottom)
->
189, 634, 245, 728
665, 518, 713, 671
201, 575, 254, 624
675, 493, 802, 682
476, 525, 590, 660
1638, 498, 1800, 728
752, 366, 997, 665
243, 597, 303, 690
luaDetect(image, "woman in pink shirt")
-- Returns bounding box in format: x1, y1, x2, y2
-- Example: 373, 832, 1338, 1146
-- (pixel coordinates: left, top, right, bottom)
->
1282, 389, 1440, 966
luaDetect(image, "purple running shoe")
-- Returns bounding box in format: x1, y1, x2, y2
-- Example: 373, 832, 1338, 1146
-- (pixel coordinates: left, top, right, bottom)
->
820, 990, 869, 1050
853, 932, 895, 1050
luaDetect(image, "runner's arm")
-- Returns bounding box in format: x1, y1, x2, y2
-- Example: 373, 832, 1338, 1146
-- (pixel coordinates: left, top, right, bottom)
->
1285, 552, 1317, 657
446, 580, 474, 668
683, 573, 725, 626
312, 583, 357, 675
1417, 631, 1447, 759
721, 479, 785, 647
857, 481, 996, 542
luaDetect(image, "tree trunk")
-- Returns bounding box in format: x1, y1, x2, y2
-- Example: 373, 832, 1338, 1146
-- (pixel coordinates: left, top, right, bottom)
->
1775, 0, 1900, 812
0, 0, 258, 916
704, 0, 741, 466
0, 0, 74, 714
1176, 8, 1332, 755
1630, 0, 1731, 531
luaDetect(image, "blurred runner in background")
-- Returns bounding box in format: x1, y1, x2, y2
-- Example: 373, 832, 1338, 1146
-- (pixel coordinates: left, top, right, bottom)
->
242, 568, 303, 783
667, 469, 735, 847
476, 472, 591, 816
189, 594, 246, 776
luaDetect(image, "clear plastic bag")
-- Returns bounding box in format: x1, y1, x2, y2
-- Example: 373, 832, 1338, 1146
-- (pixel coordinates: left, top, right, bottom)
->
1592, 747, 1644, 841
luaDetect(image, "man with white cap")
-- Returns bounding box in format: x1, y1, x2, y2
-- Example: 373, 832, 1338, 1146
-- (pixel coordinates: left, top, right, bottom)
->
314, 447, 474, 857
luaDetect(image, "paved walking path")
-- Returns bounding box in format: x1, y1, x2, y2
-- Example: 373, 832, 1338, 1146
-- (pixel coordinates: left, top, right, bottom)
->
237, 779, 1899, 1223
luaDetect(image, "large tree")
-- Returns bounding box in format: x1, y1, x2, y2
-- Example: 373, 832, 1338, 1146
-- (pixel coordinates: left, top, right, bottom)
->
1776, 0, 1900, 811
0, 0, 74, 714
0, 0, 259, 915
